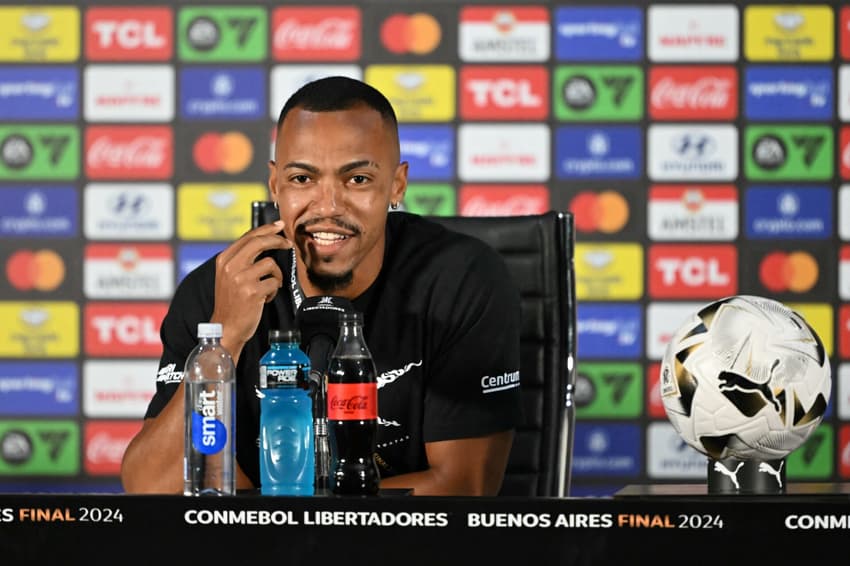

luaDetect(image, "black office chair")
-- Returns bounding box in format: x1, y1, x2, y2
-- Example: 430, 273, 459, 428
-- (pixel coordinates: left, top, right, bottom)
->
251, 202, 577, 497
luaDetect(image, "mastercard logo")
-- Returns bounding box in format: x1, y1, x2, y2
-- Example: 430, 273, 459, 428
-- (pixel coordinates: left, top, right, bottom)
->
6, 249, 65, 291
380, 13, 441, 55
569, 190, 629, 234
193, 131, 253, 174
759, 250, 818, 293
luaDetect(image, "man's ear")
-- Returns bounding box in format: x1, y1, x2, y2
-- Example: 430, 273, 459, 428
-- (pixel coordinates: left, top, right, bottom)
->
267, 160, 278, 201
391, 160, 409, 204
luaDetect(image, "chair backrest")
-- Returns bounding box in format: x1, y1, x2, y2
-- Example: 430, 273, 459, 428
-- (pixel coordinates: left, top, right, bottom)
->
251, 202, 577, 497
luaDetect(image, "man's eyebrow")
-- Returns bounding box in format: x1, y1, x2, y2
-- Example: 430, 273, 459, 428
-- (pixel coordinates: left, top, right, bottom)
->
282, 161, 319, 174
339, 160, 379, 174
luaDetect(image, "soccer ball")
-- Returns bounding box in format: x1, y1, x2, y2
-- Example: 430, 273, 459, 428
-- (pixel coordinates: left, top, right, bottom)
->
659, 295, 831, 461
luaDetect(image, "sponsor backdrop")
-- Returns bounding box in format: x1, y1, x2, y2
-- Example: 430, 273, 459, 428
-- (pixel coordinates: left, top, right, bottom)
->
0, 0, 848, 495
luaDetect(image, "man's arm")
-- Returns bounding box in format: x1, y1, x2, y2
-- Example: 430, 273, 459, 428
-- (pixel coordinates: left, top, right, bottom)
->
379, 431, 514, 496
121, 221, 290, 494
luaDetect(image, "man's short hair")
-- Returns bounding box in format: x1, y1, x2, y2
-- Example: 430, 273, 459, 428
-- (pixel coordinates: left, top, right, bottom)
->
276, 76, 399, 134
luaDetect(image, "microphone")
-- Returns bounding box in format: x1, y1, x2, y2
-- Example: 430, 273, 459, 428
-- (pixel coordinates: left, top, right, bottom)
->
295, 296, 355, 489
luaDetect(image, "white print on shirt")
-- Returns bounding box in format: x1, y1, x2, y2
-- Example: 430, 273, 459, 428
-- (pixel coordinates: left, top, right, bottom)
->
378, 417, 401, 427
377, 360, 423, 389
156, 363, 183, 384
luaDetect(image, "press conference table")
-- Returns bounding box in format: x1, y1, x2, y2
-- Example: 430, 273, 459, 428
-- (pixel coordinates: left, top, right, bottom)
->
1, 485, 849, 565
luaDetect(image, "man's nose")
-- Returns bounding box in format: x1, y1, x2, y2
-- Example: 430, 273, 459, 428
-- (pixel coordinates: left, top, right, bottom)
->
313, 179, 343, 213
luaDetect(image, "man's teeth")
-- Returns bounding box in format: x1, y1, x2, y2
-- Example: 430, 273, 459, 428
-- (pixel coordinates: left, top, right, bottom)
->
312, 232, 347, 245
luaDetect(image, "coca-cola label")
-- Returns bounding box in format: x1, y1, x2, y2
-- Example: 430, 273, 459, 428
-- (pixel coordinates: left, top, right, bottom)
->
84, 420, 142, 475
649, 66, 737, 120
327, 383, 377, 420
85, 126, 173, 179
459, 185, 549, 216
272, 7, 361, 61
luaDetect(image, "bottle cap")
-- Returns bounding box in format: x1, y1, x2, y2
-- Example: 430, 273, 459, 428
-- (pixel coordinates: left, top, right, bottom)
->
197, 322, 222, 338
269, 329, 300, 343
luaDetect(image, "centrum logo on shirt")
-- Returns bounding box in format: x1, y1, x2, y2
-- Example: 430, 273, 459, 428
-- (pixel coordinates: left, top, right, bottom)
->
480, 370, 519, 394
178, 6, 267, 62
0, 125, 79, 180
0, 301, 78, 357
177, 182, 267, 241
0, 7, 80, 62
365, 64, 455, 122
0, 420, 79, 475
744, 5, 833, 61
745, 125, 833, 181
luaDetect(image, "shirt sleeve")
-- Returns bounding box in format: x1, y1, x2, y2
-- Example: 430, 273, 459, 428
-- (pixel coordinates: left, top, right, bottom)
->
422, 239, 523, 442
143, 263, 214, 419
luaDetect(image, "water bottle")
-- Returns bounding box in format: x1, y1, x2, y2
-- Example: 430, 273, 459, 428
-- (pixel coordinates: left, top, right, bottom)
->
183, 322, 235, 496
258, 329, 315, 496
327, 311, 380, 495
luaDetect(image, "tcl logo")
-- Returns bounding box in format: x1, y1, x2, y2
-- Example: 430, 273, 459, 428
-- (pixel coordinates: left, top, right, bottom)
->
84, 421, 142, 475
84, 302, 167, 356
648, 66, 737, 120
460, 66, 548, 120
648, 244, 737, 298
85, 8, 173, 60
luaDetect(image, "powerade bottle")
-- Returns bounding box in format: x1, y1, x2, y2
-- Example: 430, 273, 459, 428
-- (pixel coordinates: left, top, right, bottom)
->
258, 329, 315, 495
327, 311, 380, 495
183, 322, 235, 496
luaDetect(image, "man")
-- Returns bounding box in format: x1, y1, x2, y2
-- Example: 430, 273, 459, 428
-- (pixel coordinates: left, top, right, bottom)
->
121, 76, 522, 496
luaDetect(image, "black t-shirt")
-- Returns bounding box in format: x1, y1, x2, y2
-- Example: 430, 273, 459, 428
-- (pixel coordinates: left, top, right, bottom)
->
146, 212, 523, 486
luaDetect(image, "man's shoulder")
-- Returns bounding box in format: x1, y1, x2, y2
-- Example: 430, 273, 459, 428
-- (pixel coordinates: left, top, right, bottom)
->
387, 212, 499, 256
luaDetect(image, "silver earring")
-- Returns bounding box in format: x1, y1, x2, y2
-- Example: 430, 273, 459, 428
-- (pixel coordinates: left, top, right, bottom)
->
390, 201, 399, 210
273, 201, 278, 210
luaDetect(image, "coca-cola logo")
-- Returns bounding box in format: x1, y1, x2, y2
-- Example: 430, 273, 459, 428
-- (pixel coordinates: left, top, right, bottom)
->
87, 136, 166, 169
272, 7, 360, 60
462, 195, 546, 216
651, 77, 731, 110
330, 395, 368, 411
86, 431, 128, 465
274, 18, 355, 50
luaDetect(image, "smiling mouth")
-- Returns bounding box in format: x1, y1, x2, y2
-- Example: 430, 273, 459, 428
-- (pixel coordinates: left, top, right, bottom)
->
310, 231, 349, 247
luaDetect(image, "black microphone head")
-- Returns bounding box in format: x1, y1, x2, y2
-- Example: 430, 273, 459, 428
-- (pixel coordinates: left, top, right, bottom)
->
295, 296, 356, 341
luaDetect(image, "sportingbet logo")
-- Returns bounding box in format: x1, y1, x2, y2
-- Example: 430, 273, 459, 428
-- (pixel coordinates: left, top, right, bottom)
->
554, 6, 643, 61
0, 66, 79, 120
555, 65, 643, 121
399, 125, 453, 181
745, 125, 833, 180
0, 125, 79, 180
746, 66, 832, 121
178, 6, 267, 61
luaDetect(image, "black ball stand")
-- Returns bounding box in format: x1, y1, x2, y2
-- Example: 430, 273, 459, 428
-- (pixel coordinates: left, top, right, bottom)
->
707, 457, 786, 494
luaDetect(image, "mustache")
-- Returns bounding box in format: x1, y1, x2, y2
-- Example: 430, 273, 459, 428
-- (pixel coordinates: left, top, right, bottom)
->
295, 217, 361, 236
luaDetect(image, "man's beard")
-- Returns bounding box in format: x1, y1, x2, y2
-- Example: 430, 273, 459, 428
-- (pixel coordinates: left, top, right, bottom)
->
306, 267, 353, 294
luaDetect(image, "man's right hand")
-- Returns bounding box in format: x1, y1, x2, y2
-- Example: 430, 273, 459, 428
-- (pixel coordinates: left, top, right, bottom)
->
210, 220, 291, 358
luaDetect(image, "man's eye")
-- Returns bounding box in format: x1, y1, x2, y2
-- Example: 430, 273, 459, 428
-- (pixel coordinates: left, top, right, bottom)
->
351, 175, 368, 184
291, 174, 310, 183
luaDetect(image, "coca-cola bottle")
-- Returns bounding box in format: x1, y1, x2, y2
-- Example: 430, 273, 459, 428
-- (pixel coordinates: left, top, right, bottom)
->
327, 311, 380, 495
